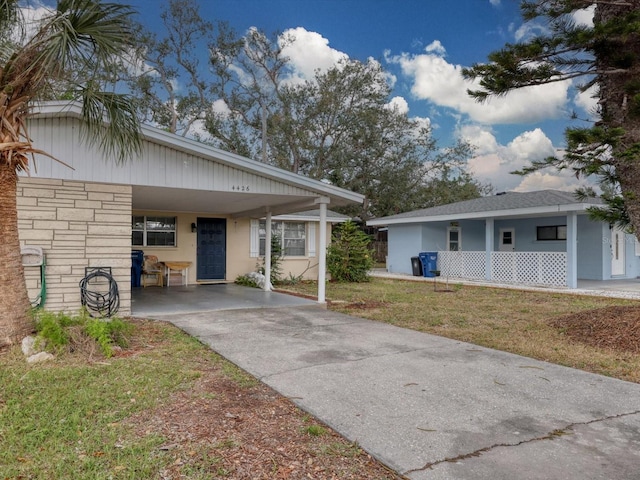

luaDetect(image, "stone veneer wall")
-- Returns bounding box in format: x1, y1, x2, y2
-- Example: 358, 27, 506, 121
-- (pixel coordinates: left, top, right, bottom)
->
17, 178, 132, 315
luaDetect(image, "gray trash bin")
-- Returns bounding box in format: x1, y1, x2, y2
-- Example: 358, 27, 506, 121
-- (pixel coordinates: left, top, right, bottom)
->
411, 256, 423, 276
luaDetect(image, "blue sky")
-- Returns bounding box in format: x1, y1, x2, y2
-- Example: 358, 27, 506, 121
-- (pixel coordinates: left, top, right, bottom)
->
27, 0, 599, 193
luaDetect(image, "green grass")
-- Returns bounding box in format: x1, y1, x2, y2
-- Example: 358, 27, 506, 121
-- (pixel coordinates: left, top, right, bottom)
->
282, 278, 640, 383
0, 323, 211, 480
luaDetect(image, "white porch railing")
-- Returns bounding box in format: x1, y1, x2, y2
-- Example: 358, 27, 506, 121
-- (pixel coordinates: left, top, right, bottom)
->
437, 251, 567, 287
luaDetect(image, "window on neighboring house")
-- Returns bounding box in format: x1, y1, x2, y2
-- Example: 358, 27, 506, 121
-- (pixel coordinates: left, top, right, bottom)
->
132, 215, 176, 246
536, 225, 566, 241
447, 227, 461, 251
259, 220, 306, 256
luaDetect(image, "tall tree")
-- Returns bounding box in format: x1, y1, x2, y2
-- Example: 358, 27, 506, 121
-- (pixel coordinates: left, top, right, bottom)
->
132, 0, 486, 219
207, 32, 483, 219
0, 0, 142, 347
463, 0, 640, 235
128, 0, 219, 138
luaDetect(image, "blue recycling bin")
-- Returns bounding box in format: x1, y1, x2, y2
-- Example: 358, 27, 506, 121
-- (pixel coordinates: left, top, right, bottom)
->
131, 250, 144, 287
418, 252, 438, 278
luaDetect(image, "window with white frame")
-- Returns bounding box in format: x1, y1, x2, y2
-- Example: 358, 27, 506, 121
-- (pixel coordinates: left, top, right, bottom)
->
259, 220, 306, 256
447, 227, 461, 251
132, 215, 176, 246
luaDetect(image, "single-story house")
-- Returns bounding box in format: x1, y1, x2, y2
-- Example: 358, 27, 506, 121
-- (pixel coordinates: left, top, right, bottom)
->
17, 101, 363, 315
367, 190, 640, 289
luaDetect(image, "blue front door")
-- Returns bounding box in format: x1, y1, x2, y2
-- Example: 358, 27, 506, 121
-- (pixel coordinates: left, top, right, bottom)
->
197, 218, 226, 280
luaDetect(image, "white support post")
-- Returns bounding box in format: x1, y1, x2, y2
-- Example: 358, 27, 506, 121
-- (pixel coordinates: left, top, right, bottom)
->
317, 198, 329, 304
485, 218, 494, 281
566, 212, 577, 288
264, 211, 272, 291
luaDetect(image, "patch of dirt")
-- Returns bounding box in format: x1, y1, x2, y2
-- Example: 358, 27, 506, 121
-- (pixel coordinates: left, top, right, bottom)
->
272, 289, 391, 310
341, 300, 390, 310
122, 320, 402, 480
550, 305, 640, 353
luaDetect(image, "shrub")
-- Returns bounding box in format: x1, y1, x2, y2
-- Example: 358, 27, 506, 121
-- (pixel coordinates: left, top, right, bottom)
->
34, 310, 132, 358
235, 274, 260, 288
259, 233, 283, 285
327, 220, 374, 282
34, 311, 81, 350
85, 317, 132, 357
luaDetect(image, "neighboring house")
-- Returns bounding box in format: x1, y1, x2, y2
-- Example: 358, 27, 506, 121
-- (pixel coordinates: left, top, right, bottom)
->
367, 190, 640, 289
17, 101, 363, 314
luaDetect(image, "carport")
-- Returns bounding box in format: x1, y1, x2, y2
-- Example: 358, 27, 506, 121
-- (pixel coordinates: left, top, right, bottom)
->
22, 101, 365, 315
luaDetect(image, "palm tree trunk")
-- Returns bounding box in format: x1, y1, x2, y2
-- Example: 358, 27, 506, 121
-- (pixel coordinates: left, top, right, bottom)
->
0, 163, 33, 347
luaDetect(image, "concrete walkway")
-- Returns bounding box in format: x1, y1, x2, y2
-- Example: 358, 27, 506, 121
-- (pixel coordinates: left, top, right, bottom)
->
146, 300, 640, 480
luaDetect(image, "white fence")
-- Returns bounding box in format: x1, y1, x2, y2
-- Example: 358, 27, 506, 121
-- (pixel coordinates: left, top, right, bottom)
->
437, 251, 567, 287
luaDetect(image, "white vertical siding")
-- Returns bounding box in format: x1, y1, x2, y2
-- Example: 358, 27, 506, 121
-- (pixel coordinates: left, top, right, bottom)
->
27, 117, 317, 199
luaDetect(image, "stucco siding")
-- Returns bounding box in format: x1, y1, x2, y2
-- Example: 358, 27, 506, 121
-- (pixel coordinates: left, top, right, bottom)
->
576, 217, 607, 280
387, 224, 425, 274
457, 220, 485, 250
135, 212, 328, 284
624, 233, 640, 278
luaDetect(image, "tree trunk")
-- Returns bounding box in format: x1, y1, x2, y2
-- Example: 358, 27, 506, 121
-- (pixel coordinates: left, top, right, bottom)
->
595, 1, 640, 236
0, 163, 33, 348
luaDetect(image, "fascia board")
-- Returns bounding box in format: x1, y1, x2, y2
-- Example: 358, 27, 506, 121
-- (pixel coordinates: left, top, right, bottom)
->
367, 203, 592, 226
270, 214, 349, 223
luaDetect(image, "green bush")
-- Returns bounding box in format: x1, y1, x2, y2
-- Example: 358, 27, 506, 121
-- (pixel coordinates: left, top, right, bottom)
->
85, 317, 132, 357
234, 274, 259, 288
259, 233, 283, 284
34, 311, 81, 350
34, 310, 132, 357
327, 220, 374, 282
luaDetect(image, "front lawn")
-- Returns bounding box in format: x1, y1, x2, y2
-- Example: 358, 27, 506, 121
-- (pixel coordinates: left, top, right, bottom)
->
0, 319, 400, 479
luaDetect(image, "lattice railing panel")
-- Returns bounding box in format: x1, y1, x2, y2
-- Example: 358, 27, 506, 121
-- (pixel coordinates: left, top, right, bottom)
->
436, 251, 567, 287
492, 251, 567, 287
538, 252, 567, 286
438, 251, 485, 280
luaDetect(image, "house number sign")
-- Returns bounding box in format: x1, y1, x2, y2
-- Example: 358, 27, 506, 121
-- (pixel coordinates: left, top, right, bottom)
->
231, 185, 250, 191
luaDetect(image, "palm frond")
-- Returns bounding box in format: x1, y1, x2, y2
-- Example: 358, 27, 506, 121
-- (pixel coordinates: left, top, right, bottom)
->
81, 88, 142, 164
1, 1, 142, 169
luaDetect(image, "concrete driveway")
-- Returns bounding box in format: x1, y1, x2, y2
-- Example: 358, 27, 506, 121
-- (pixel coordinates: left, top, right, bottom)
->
147, 304, 640, 479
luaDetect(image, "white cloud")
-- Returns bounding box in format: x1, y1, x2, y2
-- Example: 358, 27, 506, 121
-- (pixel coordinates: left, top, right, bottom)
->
387, 96, 409, 114
458, 125, 499, 155
574, 84, 599, 120
462, 126, 584, 192
17, 2, 53, 42
412, 116, 432, 134
279, 27, 348, 83
386, 47, 570, 125
212, 98, 231, 115
513, 171, 577, 192
572, 5, 595, 27
513, 22, 548, 42
425, 40, 446, 56
490, 0, 501, 6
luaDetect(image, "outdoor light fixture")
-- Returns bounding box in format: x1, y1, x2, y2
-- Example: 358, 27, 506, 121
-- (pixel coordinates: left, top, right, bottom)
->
191, 222, 197, 233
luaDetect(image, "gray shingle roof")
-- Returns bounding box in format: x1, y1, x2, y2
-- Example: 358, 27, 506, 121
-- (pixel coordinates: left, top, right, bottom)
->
370, 190, 602, 223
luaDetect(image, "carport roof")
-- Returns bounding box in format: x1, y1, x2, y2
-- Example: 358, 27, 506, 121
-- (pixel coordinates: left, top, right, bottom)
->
367, 190, 603, 226
29, 101, 364, 217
